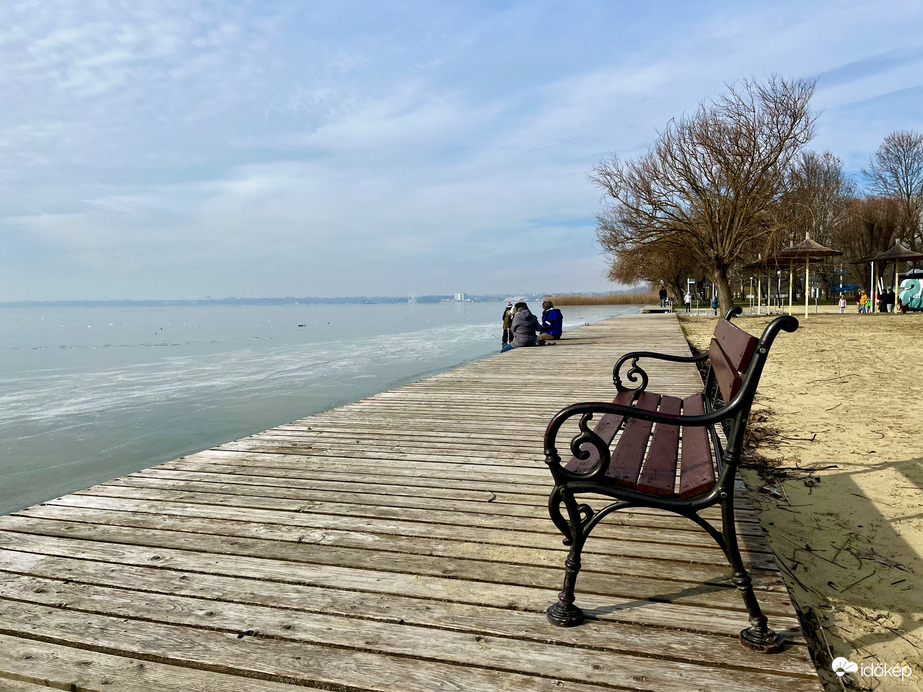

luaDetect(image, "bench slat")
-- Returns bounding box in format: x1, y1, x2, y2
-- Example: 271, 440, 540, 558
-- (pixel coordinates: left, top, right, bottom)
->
708, 339, 743, 403
565, 389, 636, 473
708, 338, 742, 404
678, 394, 716, 498
606, 391, 660, 488
714, 319, 757, 372
636, 395, 682, 495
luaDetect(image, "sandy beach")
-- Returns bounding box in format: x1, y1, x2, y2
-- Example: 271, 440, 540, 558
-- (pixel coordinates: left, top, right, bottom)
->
679, 307, 922, 691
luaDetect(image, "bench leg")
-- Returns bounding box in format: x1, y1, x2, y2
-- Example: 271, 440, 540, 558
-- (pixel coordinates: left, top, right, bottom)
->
721, 499, 784, 654
547, 543, 585, 627
547, 489, 588, 627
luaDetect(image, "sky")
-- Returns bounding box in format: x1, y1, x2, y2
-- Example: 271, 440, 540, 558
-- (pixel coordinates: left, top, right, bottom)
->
1, 0, 922, 301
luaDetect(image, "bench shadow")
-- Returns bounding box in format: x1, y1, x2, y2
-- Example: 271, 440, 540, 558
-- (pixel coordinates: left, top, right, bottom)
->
742, 456, 923, 681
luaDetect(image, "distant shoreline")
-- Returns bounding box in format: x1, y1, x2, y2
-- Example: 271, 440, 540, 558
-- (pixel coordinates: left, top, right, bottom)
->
0, 296, 506, 308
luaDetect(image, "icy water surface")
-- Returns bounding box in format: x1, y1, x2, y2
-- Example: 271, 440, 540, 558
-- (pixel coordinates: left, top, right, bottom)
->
0, 301, 637, 514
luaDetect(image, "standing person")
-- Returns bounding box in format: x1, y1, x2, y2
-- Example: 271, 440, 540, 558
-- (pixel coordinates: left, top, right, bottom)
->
855, 292, 863, 313
838, 295, 847, 313
684, 292, 692, 312
539, 299, 563, 343
886, 288, 896, 312
509, 301, 538, 348
659, 286, 668, 308
501, 302, 514, 348
865, 294, 872, 314
711, 296, 718, 316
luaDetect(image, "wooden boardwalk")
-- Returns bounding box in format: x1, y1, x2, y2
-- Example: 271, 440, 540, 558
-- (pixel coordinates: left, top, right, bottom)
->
0, 314, 821, 691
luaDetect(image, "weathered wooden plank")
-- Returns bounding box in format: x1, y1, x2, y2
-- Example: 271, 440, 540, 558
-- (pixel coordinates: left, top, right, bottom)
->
0, 599, 817, 692
87, 479, 768, 534
0, 549, 801, 646
27, 494, 780, 567
0, 549, 804, 644
0, 525, 798, 613
0, 634, 311, 692
0, 599, 623, 692
0, 572, 814, 678
10, 504, 782, 589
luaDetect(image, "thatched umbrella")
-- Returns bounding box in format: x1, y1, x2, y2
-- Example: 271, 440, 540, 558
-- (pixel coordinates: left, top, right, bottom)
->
777, 235, 843, 318
871, 242, 923, 311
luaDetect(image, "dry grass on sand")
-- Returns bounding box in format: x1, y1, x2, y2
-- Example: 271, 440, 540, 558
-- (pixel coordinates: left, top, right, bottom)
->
680, 308, 922, 691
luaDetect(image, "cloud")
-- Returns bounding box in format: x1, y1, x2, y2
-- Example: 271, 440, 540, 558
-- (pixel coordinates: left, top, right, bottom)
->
2, 1, 923, 300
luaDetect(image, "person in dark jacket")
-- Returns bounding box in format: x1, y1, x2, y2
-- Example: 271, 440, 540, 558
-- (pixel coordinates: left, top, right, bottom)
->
509, 301, 538, 347
501, 302, 514, 346
539, 299, 563, 342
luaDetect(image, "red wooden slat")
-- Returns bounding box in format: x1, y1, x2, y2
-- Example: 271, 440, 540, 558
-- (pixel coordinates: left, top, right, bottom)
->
636, 395, 682, 495
708, 338, 742, 403
678, 393, 716, 498
565, 389, 636, 473
714, 319, 757, 373
606, 391, 660, 488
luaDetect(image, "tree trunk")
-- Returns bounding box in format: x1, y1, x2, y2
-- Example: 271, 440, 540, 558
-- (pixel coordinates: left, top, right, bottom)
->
714, 269, 735, 318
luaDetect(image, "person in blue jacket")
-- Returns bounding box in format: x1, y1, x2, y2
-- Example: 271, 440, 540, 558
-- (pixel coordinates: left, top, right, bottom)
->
539, 299, 563, 343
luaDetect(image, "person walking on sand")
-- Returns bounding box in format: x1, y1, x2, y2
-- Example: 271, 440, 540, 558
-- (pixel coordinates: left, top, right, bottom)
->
839, 295, 847, 314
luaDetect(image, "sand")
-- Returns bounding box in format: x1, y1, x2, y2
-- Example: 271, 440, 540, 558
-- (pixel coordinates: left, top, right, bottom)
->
679, 307, 922, 691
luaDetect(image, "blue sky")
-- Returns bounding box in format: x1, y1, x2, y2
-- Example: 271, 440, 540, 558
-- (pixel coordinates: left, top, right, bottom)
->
1, 0, 922, 301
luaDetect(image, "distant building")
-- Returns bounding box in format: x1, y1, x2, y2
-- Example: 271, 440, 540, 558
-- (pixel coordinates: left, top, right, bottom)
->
454, 293, 465, 301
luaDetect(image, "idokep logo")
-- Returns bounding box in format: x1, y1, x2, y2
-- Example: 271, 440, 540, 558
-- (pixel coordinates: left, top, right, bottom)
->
831, 657, 858, 677
832, 656, 913, 681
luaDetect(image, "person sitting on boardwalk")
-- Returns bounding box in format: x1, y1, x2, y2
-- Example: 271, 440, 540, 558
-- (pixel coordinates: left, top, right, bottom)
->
507, 301, 539, 349
538, 299, 563, 343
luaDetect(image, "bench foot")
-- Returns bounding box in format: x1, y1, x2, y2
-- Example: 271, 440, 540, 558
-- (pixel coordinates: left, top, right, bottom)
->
546, 602, 584, 627
739, 625, 784, 653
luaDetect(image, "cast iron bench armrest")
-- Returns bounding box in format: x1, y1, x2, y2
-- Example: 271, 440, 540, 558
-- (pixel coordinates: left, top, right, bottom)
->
612, 350, 707, 392
543, 398, 734, 483
612, 308, 743, 392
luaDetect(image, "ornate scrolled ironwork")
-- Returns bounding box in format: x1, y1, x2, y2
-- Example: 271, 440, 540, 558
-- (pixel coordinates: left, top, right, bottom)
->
613, 356, 648, 392
566, 413, 611, 476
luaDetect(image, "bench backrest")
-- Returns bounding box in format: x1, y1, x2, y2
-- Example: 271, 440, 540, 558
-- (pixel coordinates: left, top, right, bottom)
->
705, 319, 758, 408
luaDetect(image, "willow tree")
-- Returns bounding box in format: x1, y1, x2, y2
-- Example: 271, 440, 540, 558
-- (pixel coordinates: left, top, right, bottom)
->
591, 76, 816, 315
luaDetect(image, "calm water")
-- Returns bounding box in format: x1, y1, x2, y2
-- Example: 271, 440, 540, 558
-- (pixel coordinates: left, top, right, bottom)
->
0, 302, 637, 515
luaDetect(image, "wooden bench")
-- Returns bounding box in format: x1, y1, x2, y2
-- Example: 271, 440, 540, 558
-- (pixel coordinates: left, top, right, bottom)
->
542, 308, 798, 653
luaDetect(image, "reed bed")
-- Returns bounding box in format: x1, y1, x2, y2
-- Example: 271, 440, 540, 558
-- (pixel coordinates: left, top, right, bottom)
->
550, 292, 659, 305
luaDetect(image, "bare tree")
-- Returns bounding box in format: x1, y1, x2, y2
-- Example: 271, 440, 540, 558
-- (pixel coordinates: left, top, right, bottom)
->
862, 130, 923, 250
602, 240, 704, 303
777, 151, 855, 296
832, 196, 901, 289
592, 77, 816, 315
